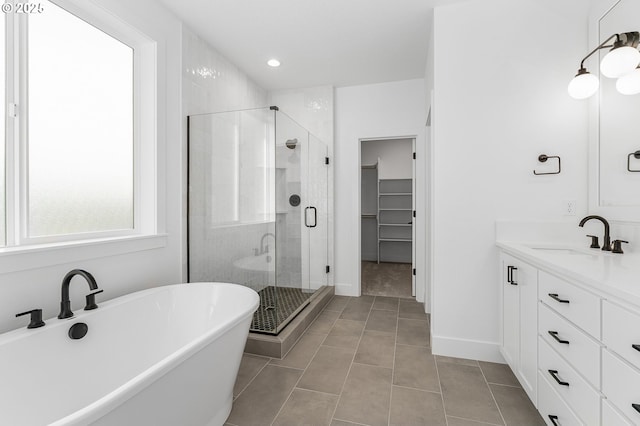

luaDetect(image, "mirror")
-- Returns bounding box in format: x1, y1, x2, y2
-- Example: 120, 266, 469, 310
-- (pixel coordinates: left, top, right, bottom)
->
591, 0, 640, 220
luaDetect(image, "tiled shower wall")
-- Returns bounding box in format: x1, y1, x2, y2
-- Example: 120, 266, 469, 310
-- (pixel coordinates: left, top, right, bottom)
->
183, 26, 272, 289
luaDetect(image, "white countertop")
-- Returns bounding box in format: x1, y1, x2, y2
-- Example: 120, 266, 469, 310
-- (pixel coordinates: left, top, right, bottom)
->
497, 240, 640, 308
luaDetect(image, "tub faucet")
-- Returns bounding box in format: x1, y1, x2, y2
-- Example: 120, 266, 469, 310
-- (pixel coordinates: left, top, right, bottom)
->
579, 215, 611, 251
58, 269, 99, 319
258, 233, 275, 255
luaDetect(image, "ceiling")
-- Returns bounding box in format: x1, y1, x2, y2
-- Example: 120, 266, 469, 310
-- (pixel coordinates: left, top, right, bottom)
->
159, 0, 460, 90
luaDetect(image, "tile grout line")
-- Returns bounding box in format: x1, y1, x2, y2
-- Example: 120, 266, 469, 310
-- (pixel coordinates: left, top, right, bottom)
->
268, 296, 344, 426
391, 383, 442, 395
328, 297, 375, 424
446, 415, 504, 426
387, 297, 400, 426
432, 344, 449, 426
478, 364, 508, 426
233, 355, 273, 401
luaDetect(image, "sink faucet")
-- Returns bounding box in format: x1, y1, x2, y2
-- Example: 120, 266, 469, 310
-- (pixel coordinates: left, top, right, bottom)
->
257, 233, 275, 255
579, 215, 611, 251
58, 269, 99, 319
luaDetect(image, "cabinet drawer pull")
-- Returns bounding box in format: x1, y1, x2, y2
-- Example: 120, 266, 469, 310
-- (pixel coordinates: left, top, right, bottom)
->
548, 415, 560, 426
633, 344, 640, 353
548, 331, 570, 344
548, 369, 569, 386
633, 403, 640, 414
507, 266, 518, 285
548, 293, 570, 304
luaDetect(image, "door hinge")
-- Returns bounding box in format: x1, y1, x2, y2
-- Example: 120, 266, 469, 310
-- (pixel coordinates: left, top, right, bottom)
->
326, 265, 330, 273
412, 268, 416, 276
8, 103, 17, 118
325, 156, 330, 165
412, 210, 416, 218
412, 152, 416, 160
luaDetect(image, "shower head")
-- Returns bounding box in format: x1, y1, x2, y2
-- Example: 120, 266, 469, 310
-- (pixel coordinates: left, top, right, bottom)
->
285, 138, 298, 149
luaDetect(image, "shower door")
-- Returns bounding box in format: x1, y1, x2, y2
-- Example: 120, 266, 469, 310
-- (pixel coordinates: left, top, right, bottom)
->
305, 134, 328, 291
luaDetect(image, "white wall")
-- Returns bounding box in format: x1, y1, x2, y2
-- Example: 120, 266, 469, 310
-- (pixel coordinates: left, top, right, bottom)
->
334, 79, 427, 297
430, 0, 590, 361
0, 0, 183, 334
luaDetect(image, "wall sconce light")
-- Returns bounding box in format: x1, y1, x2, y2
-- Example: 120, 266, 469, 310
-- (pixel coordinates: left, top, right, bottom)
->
568, 31, 640, 99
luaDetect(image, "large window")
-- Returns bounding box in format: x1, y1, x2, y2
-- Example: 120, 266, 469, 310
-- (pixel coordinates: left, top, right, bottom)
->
2, 0, 136, 247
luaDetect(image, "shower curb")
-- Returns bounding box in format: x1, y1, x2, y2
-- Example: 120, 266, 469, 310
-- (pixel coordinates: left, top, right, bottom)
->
244, 285, 334, 358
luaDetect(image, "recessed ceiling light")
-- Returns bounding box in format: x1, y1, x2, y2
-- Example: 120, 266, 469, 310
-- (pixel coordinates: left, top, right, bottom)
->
267, 59, 281, 68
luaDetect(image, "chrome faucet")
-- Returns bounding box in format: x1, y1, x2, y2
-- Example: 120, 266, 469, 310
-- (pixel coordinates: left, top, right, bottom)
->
257, 232, 275, 255
58, 269, 100, 319
579, 215, 611, 251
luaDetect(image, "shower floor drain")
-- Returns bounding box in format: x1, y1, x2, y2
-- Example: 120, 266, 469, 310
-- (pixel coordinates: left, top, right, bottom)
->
251, 286, 313, 334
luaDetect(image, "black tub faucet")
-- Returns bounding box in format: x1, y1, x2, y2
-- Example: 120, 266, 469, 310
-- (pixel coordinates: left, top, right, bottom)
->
579, 215, 611, 251
58, 269, 99, 319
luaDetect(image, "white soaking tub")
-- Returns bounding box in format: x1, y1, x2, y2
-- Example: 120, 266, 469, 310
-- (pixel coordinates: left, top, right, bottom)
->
0, 282, 259, 426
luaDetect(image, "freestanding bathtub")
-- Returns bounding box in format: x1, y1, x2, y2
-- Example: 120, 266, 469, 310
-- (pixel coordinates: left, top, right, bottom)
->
0, 282, 259, 426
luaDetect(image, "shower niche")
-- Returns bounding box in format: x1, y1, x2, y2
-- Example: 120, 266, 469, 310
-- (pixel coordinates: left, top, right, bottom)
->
188, 106, 329, 335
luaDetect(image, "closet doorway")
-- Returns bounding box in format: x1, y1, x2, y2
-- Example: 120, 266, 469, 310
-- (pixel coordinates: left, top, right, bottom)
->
360, 138, 415, 298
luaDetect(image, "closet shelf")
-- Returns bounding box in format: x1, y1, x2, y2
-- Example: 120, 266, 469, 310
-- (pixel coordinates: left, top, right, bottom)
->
379, 223, 411, 227
379, 192, 412, 196
379, 238, 412, 242
379, 208, 412, 211
361, 214, 377, 219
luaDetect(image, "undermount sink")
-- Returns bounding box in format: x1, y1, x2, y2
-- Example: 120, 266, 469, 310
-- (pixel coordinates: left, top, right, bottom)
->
526, 246, 601, 256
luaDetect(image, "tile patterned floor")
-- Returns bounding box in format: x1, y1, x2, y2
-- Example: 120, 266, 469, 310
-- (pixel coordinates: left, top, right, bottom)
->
227, 295, 544, 426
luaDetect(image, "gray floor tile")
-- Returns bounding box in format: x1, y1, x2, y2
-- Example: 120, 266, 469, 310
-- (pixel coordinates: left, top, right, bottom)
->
307, 309, 341, 335
479, 361, 520, 387
397, 318, 429, 347
233, 354, 270, 397
354, 330, 395, 368
324, 296, 351, 312
365, 309, 398, 333
372, 296, 399, 312
390, 386, 446, 426
399, 300, 428, 320
334, 363, 392, 426
447, 416, 502, 426
323, 319, 366, 349
394, 344, 440, 392
271, 333, 325, 370
227, 365, 303, 425
331, 420, 366, 426
436, 355, 479, 367
362, 261, 412, 298
438, 362, 504, 425
298, 345, 355, 395
340, 300, 373, 321
273, 388, 338, 426
490, 384, 544, 426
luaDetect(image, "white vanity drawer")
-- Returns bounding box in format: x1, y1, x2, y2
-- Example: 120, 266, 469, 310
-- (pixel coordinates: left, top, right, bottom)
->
603, 301, 640, 371
538, 337, 600, 426
539, 302, 601, 388
538, 271, 601, 339
537, 370, 583, 426
603, 400, 634, 426
603, 349, 640, 424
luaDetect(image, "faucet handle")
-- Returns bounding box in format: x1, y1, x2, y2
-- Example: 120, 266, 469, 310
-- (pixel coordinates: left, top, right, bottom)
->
611, 240, 629, 254
586, 235, 600, 249
16, 309, 46, 329
84, 289, 104, 311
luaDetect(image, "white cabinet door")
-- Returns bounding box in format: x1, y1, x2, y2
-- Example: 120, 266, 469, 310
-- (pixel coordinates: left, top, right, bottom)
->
501, 253, 520, 371
518, 259, 538, 404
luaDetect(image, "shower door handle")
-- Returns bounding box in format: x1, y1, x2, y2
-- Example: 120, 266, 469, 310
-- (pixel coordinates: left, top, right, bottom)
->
305, 206, 317, 228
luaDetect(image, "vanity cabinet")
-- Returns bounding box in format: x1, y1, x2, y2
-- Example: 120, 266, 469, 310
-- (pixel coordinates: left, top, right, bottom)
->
498, 247, 640, 426
500, 252, 538, 404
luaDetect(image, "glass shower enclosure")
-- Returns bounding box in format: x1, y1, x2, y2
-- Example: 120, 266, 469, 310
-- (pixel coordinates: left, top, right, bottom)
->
188, 107, 329, 334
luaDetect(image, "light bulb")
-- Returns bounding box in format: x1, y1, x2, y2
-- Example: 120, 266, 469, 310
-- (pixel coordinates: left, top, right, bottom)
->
616, 67, 640, 95
601, 46, 640, 78
568, 70, 599, 99
267, 59, 281, 67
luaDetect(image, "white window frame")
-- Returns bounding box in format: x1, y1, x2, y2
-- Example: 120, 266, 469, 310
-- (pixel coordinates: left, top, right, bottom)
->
2, 0, 159, 249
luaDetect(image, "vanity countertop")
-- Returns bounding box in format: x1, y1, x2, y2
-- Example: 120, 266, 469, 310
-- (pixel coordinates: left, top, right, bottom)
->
497, 241, 640, 308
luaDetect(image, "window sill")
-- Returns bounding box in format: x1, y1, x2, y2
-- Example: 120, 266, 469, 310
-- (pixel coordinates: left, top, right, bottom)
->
0, 234, 168, 274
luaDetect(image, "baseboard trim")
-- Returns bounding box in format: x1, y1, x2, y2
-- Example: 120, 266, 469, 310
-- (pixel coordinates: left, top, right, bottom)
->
334, 283, 358, 297
431, 335, 505, 363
